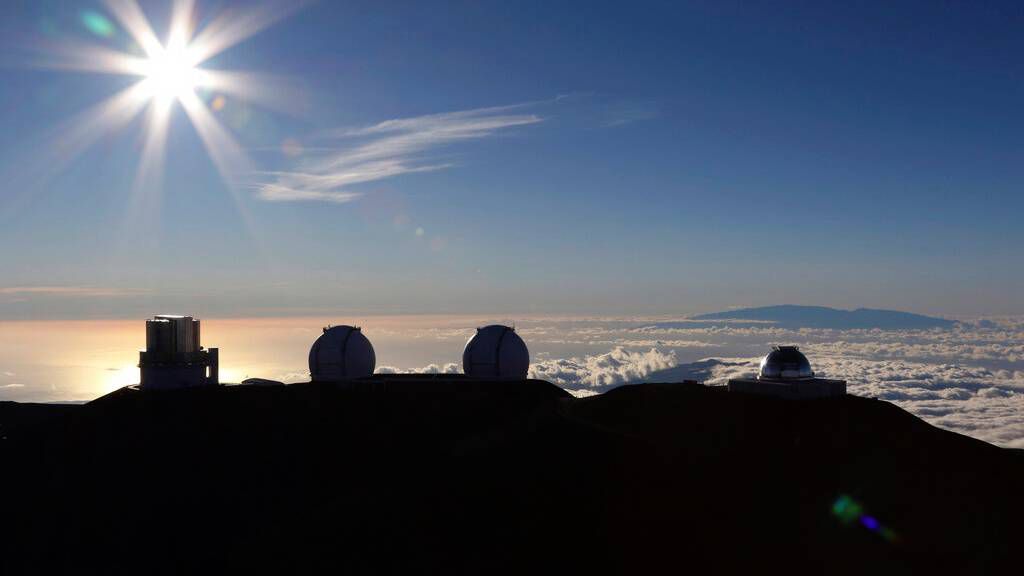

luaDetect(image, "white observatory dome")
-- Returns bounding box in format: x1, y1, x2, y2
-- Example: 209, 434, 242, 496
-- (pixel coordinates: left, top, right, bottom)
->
758, 346, 814, 380
309, 325, 376, 381
462, 325, 529, 379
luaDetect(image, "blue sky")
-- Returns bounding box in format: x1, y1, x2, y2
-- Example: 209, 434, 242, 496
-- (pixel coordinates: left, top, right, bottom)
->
0, 0, 1022, 319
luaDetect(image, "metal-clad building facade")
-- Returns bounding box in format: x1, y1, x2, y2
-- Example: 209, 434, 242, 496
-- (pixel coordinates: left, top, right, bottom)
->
139, 315, 218, 390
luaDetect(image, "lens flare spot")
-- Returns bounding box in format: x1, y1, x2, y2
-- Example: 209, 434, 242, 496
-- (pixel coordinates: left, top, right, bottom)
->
211, 95, 226, 111
832, 494, 899, 543
879, 527, 899, 543
280, 137, 302, 157
831, 495, 862, 524
81, 11, 115, 38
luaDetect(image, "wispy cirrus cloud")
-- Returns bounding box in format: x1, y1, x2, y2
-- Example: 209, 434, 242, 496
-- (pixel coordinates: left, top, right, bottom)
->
0, 286, 144, 297
601, 99, 660, 127
255, 104, 543, 203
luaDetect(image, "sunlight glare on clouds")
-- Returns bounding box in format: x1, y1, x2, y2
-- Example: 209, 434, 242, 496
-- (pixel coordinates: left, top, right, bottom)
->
103, 364, 141, 393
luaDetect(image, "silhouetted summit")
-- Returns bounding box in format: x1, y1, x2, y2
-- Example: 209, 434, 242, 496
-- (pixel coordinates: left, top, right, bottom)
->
1, 376, 1020, 575
691, 304, 956, 329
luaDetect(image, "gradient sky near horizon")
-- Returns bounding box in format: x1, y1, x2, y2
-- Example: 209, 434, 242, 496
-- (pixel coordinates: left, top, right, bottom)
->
1, 0, 1023, 320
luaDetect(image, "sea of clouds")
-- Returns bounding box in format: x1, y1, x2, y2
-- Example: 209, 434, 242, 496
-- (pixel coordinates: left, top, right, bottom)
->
5, 314, 1021, 448
372, 316, 1024, 448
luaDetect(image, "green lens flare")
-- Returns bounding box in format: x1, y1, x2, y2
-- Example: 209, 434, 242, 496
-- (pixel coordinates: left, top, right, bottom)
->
81, 11, 115, 39
832, 494, 899, 543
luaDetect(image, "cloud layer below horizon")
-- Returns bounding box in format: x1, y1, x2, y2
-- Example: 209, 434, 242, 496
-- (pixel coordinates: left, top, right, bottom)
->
2, 314, 1022, 448
516, 317, 1024, 448
315, 315, 1024, 447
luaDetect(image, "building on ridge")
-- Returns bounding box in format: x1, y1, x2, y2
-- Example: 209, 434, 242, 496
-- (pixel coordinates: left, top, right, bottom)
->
309, 325, 376, 381
463, 325, 530, 379
138, 315, 219, 390
727, 346, 845, 399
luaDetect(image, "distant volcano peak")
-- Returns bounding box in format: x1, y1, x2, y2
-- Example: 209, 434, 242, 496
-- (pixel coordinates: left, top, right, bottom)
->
690, 305, 955, 330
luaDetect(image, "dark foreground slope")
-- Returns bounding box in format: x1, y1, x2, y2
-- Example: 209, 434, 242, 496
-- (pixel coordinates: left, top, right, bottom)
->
1, 376, 1021, 575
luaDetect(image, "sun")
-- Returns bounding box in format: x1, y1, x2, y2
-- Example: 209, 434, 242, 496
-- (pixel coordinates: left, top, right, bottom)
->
141, 44, 203, 105
27, 0, 302, 199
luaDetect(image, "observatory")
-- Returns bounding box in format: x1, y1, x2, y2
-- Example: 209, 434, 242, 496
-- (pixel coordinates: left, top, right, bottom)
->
463, 325, 530, 379
727, 346, 845, 399
309, 325, 376, 381
138, 315, 219, 390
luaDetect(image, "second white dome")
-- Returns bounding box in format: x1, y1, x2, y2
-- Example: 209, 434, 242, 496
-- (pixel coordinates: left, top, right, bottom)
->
462, 325, 529, 379
309, 325, 376, 381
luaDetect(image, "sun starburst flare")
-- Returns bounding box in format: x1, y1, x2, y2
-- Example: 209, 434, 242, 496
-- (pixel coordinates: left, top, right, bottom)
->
24, 0, 305, 211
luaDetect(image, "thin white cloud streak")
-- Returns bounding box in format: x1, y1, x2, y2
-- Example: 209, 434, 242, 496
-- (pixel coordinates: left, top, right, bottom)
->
257, 185, 363, 204
601, 100, 660, 127
256, 105, 543, 203
0, 286, 144, 297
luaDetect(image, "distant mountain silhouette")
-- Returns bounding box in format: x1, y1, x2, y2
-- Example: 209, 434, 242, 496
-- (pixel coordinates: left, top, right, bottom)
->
1, 375, 1021, 574
690, 304, 956, 330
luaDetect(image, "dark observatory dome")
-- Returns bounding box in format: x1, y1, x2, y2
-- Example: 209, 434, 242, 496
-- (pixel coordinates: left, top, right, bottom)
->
758, 346, 814, 380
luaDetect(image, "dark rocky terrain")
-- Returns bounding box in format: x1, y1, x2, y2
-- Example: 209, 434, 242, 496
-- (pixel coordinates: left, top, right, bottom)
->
1, 375, 1021, 574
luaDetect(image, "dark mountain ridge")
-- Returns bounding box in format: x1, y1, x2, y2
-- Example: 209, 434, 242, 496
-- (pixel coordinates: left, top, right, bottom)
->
1, 375, 1020, 574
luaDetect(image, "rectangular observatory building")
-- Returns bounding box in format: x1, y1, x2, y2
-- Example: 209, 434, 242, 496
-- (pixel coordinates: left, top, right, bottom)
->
138, 315, 219, 390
